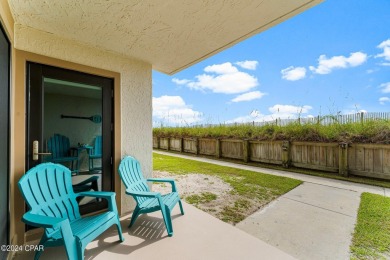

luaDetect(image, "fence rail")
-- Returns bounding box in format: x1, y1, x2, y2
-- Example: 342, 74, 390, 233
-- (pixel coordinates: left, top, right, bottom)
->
153, 136, 390, 180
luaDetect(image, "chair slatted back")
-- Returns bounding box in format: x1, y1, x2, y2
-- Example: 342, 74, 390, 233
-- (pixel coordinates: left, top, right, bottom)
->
47, 134, 71, 159
92, 136, 102, 156
18, 163, 81, 233
118, 156, 150, 205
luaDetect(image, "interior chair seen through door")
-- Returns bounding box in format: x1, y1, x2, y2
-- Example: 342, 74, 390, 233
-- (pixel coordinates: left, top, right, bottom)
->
46, 134, 79, 174
87, 135, 102, 172
118, 156, 184, 237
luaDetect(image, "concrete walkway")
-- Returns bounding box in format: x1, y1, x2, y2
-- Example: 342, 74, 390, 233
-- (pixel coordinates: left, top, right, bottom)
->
15, 202, 294, 260
155, 150, 390, 259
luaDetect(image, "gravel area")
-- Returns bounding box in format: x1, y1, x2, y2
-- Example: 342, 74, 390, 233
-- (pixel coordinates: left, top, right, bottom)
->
152, 171, 259, 223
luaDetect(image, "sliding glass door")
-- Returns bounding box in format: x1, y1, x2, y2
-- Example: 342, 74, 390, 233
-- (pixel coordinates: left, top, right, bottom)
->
26, 62, 114, 216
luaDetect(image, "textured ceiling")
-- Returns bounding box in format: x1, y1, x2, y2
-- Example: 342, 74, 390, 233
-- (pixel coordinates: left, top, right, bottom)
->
8, 0, 322, 74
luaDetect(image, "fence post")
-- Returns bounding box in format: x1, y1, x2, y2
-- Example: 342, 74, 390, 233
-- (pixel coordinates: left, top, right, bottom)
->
339, 143, 349, 177
281, 141, 291, 168
216, 138, 221, 158
156, 137, 160, 149
167, 137, 170, 151
243, 140, 250, 163
195, 138, 199, 155
180, 137, 184, 153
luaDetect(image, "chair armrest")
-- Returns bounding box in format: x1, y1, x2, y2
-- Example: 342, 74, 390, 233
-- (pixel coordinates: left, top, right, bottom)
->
126, 190, 160, 198
23, 212, 76, 249
76, 191, 115, 199
84, 145, 93, 155
22, 212, 66, 229
147, 178, 178, 192
147, 178, 175, 183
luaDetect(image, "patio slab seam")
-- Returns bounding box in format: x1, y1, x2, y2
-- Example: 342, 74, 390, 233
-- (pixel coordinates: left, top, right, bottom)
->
282, 197, 356, 218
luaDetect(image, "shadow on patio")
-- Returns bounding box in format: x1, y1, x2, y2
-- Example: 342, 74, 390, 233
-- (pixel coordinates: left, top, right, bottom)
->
15, 202, 294, 260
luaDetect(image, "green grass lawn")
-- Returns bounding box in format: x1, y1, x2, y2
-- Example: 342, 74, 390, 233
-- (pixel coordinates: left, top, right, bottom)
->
153, 153, 302, 223
350, 193, 390, 259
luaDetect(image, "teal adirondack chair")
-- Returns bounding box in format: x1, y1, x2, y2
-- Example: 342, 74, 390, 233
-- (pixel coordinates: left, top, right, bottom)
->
18, 163, 124, 260
46, 134, 79, 174
87, 136, 102, 171
118, 156, 184, 237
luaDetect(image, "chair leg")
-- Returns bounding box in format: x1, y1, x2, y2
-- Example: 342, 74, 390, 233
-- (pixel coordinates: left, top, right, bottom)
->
129, 206, 141, 228
78, 245, 84, 260
63, 239, 78, 260
161, 205, 173, 237
61, 225, 78, 260
116, 217, 125, 242
179, 200, 185, 215
34, 236, 47, 260
92, 179, 99, 202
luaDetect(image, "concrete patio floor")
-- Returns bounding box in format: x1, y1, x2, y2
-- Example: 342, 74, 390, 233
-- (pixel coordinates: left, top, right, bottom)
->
15, 201, 295, 260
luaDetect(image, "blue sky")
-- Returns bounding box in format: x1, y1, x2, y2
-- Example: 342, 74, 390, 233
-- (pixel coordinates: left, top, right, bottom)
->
152, 0, 390, 126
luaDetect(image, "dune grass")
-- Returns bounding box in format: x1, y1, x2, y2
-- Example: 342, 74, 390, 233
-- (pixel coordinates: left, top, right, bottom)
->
153, 153, 302, 224
153, 120, 390, 144
350, 193, 390, 259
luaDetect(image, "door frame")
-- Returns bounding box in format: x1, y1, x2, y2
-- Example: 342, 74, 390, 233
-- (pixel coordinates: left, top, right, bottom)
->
26, 62, 114, 215
0, 20, 11, 258
13, 50, 122, 243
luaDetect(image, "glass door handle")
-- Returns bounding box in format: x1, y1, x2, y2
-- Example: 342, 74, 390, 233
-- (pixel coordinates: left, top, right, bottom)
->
33, 140, 52, 161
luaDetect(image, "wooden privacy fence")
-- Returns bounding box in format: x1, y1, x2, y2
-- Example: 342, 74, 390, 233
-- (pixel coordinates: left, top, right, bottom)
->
153, 136, 390, 180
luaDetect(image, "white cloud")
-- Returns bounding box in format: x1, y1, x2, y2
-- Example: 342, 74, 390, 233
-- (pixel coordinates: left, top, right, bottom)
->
235, 60, 259, 70
152, 95, 202, 126
225, 110, 270, 124
172, 78, 191, 85
269, 104, 312, 115
204, 62, 238, 74
309, 52, 368, 74
380, 82, 390, 93
226, 104, 312, 123
339, 108, 367, 115
231, 91, 266, 103
379, 97, 390, 105
281, 66, 307, 81
175, 62, 258, 94
376, 39, 390, 64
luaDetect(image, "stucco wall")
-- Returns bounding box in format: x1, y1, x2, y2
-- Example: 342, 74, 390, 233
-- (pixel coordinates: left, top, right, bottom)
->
14, 24, 153, 214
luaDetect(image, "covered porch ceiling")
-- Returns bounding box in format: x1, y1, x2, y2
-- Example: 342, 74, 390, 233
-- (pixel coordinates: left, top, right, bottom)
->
8, 0, 323, 75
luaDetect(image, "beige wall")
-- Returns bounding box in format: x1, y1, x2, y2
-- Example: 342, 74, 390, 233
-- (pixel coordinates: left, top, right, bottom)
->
2, 6, 152, 247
